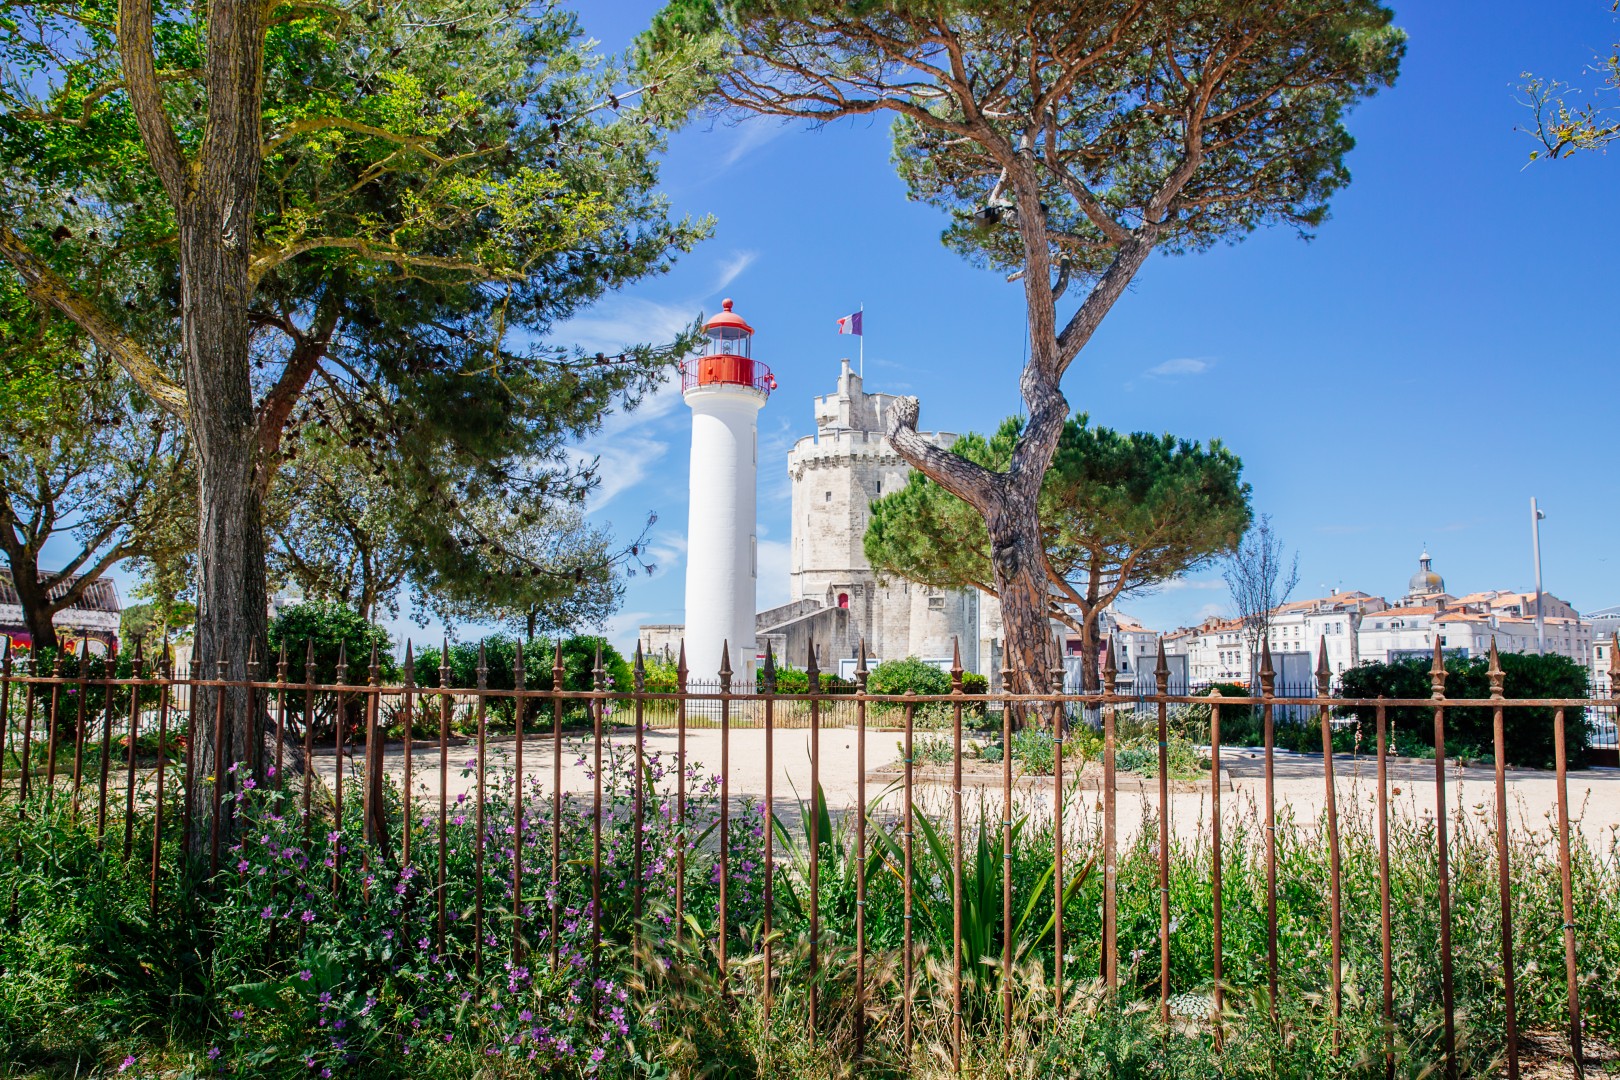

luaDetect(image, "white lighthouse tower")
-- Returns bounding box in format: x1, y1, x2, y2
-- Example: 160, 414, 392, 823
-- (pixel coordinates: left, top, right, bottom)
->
682, 298, 774, 682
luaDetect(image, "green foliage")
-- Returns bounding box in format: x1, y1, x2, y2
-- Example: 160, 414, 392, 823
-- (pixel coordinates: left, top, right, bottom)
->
1336, 653, 1592, 767
119, 600, 196, 646
865, 415, 1250, 691
266, 600, 398, 686
0, 0, 714, 644
767, 665, 846, 694
865, 656, 950, 698
961, 671, 989, 696
413, 633, 632, 695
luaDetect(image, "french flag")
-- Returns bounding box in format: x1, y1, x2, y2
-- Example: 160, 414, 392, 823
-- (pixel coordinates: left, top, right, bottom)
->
836, 311, 863, 336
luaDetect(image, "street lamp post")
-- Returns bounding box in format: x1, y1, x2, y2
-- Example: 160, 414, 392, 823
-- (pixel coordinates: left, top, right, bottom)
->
1530, 497, 1546, 655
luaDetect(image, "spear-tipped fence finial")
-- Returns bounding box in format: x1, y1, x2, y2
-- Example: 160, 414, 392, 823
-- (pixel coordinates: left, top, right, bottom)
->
1154, 639, 1170, 693
1487, 639, 1505, 699
1315, 638, 1332, 697
403, 640, 415, 686
676, 639, 688, 691
1430, 637, 1447, 699
718, 640, 733, 691
1259, 638, 1275, 695
633, 641, 646, 693
761, 643, 776, 694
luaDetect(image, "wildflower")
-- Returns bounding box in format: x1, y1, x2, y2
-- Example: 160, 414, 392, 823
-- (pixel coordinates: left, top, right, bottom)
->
207, 1046, 221, 1060
119, 1056, 136, 1073
299, 969, 312, 981
260, 906, 274, 919
231, 1009, 245, 1020
302, 909, 316, 923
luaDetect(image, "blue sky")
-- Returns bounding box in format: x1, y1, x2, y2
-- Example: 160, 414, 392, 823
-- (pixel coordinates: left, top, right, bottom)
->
88, 3, 1620, 652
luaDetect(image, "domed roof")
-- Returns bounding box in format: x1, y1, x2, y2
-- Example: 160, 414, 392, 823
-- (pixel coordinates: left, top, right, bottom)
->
1408, 550, 1444, 595
703, 298, 753, 335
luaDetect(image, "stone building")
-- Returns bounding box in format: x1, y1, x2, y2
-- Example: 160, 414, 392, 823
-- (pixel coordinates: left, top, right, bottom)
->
759, 360, 998, 679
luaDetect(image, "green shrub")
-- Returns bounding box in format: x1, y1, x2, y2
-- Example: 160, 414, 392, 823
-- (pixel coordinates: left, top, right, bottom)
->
267, 600, 398, 685
1336, 652, 1590, 767
413, 633, 630, 694
961, 671, 989, 695
768, 665, 845, 694
866, 656, 950, 698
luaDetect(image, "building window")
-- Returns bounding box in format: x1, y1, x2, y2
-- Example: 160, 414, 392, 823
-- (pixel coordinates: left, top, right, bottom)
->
875, 481, 882, 495
825, 491, 832, 503
928, 596, 945, 612
838, 593, 849, 609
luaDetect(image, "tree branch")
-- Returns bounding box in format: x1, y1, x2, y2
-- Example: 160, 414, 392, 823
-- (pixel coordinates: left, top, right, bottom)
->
116, 0, 191, 200
0, 223, 189, 417
885, 396, 998, 508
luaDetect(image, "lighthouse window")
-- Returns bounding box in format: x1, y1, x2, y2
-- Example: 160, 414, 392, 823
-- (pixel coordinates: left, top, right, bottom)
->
928, 596, 945, 612
751, 536, 757, 577
825, 491, 832, 503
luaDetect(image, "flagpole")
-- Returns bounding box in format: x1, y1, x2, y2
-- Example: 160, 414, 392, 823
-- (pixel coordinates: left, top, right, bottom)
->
859, 301, 864, 378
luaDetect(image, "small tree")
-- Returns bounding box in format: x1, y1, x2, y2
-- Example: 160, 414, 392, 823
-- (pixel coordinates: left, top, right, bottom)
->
0, 296, 190, 648
1222, 514, 1299, 681
866, 415, 1250, 693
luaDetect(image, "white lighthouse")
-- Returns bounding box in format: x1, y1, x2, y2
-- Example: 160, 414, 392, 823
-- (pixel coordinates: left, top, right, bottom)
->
682, 298, 774, 682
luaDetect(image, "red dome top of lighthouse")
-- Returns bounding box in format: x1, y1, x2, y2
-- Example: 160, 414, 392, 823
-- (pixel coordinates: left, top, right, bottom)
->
704, 298, 754, 335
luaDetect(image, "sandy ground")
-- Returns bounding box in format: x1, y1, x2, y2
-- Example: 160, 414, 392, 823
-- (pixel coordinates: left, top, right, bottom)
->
311, 724, 1620, 848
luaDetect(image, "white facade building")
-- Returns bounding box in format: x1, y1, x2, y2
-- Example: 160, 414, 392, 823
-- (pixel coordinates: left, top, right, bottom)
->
1160, 551, 1600, 688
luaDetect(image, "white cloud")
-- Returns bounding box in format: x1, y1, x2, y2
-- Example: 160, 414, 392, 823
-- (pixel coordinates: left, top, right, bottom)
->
603, 610, 656, 655
721, 115, 791, 167
643, 532, 688, 578
1145, 357, 1214, 379
712, 250, 759, 293
553, 298, 698, 357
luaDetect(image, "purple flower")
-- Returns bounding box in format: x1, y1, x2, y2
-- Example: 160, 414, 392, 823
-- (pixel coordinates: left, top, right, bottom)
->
231, 1009, 244, 1019
119, 1056, 136, 1073
299, 969, 312, 981
302, 910, 315, 923
207, 1046, 221, 1060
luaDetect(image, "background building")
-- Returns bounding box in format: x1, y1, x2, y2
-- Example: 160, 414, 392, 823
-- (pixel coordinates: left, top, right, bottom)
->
0, 571, 122, 655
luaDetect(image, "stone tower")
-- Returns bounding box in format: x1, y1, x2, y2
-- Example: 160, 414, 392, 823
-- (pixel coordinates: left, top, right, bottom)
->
782, 360, 992, 675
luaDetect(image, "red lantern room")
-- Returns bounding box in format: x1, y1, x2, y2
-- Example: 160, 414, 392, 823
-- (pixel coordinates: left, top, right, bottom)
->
680, 298, 776, 397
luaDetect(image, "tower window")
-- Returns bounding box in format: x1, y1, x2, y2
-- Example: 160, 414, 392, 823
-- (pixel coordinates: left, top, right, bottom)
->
838, 593, 849, 609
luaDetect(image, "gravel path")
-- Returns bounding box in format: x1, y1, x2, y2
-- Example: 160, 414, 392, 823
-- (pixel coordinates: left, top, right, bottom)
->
312, 725, 1620, 846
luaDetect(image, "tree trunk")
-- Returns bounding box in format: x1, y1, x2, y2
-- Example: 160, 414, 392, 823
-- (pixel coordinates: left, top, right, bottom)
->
1079, 615, 1101, 696
526, 608, 537, 643
7, 556, 60, 654
113, 0, 272, 854
182, 193, 271, 853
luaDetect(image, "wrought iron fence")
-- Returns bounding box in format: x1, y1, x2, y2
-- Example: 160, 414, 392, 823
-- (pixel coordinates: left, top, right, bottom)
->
0, 634, 1617, 1078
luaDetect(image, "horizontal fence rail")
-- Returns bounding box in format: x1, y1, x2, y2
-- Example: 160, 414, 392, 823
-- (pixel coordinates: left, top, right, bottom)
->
0, 637, 1616, 1077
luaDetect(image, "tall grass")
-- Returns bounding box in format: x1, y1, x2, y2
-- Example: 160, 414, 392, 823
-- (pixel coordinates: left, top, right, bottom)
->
0, 750, 1615, 1077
